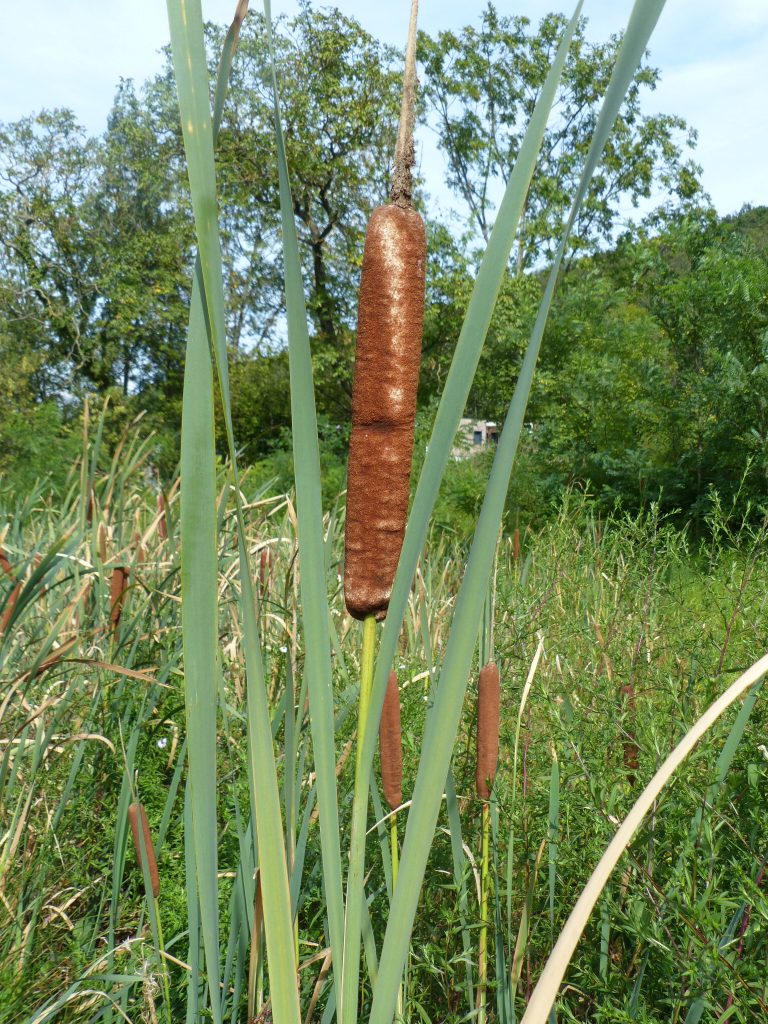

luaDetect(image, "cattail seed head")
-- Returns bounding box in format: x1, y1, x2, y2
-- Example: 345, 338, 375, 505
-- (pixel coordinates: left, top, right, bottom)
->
98, 522, 108, 564
379, 670, 403, 810
476, 662, 500, 800
134, 531, 146, 565
109, 566, 129, 633
128, 802, 160, 898
344, 204, 426, 621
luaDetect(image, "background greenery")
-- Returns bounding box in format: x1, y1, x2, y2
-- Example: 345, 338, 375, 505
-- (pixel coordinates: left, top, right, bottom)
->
3, 4, 763, 530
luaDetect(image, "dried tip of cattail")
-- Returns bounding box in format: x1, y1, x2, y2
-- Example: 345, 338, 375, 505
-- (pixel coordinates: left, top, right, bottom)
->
128, 802, 160, 898
476, 662, 500, 801
157, 493, 167, 541
109, 566, 129, 630
379, 670, 403, 810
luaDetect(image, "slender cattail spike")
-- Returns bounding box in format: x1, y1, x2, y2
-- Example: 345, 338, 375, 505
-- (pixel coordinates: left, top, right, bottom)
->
134, 532, 146, 565
109, 566, 128, 634
513, 527, 520, 564
476, 662, 501, 800
157, 492, 168, 540
379, 670, 403, 810
98, 522, 108, 564
128, 802, 160, 898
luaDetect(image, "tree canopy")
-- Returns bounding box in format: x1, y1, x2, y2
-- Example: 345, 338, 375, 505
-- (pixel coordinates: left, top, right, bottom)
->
3, 3, 764, 528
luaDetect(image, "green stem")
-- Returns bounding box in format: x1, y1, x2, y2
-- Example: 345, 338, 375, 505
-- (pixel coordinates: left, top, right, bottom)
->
154, 896, 173, 1024
478, 802, 491, 1024
391, 810, 403, 1022
341, 614, 378, 1024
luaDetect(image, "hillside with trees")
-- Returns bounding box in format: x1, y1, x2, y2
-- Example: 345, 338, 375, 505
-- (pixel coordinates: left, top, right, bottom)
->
1, 4, 764, 526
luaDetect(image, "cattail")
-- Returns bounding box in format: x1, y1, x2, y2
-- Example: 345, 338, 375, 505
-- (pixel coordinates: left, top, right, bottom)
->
98, 522, 108, 564
475, 662, 500, 800
379, 671, 403, 810
134, 531, 146, 565
157, 493, 167, 541
343, 2, 425, 622
128, 802, 160, 898
109, 566, 129, 634
512, 527, 520, 564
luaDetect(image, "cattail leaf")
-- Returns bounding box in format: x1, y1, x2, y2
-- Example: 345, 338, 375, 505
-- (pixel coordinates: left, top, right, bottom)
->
167, 4, 300, 1023
261, 0, 345, 999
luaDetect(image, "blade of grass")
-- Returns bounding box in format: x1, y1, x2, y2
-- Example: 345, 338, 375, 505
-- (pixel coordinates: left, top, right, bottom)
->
167, 4, 300, 1023
262, 0, 345, 1001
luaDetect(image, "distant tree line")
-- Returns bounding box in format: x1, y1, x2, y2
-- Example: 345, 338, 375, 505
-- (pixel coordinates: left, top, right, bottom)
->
3, 3, 764, 525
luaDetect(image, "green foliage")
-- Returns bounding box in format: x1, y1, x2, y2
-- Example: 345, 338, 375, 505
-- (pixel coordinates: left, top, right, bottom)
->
4, 468, 768, 1023
419, 4, 702, 262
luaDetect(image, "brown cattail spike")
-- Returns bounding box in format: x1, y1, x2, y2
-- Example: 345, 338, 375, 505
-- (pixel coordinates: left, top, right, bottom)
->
98, 522, 108, 564
379, 670, 403, 810
476, 662, 501, 800
344, 205, 426, 621
128, 802, 160, 898
109, 566, 129, 633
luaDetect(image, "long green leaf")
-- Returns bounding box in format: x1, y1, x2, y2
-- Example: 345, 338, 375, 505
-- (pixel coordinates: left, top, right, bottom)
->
167, 4, 300, 1023
262, 0, 345, 999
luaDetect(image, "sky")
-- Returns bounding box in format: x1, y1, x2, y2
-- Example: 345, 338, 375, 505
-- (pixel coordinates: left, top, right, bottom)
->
1, 1, 766, 219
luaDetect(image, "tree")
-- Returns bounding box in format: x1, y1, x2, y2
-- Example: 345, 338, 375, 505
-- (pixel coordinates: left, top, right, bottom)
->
0, 110, 102, 398
419, 6, 703, 271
